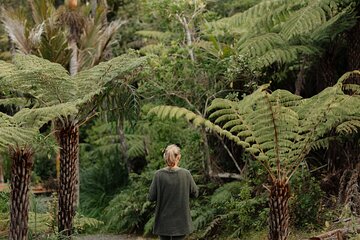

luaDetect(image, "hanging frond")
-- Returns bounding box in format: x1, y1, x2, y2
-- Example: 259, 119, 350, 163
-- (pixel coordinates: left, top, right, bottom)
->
0, 113, 36, 150
13, 103, 78, 128
148, 105, 248, 148
251, 45, 318, 69
336, 120, 360, 134
310, 6, 356, 43
238, 33, 286, 57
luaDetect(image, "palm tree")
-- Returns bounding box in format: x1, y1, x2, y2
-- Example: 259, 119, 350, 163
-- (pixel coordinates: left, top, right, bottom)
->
0, 53, 147, 237
149, 71, 360, 240
0, 103, 77, 240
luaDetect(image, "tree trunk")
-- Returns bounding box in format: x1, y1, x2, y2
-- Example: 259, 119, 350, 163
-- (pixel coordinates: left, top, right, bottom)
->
200, 127, 212, 177
9, 145, 34, 240
117, 118, 130, 173
55, 120, 79, 238
347, 6, 360, 71
91, 0, 97, 18
268, 179, 290, 240
0, 155, 4, 183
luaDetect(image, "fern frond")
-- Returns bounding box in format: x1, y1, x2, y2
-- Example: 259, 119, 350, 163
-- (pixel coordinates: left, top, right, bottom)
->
75, 54, 148, 105
213, 0, 288, 29
0, 97, 28, 107
336, 120, 360, 134
238, 33, 286, 57
0, 112, 37, 149
148, 105, 248, 148
279, 1, 330, 40
310, 6, 356, 43
13, 103, 78, 128
150, 72, 360, 181
251, 45, 318, 69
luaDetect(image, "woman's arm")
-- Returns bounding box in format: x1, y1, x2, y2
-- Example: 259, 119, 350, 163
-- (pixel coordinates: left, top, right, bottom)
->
148, 173, 157, 201
189, 173, 199, 198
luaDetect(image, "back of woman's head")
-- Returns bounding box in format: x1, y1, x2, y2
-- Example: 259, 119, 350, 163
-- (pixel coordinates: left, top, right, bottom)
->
163, 144, 181, 167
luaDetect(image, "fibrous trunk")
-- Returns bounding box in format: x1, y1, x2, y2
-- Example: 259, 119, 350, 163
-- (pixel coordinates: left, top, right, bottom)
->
9, 145, 34, 240
55, 120, 79, 238
268, 179, 290, 240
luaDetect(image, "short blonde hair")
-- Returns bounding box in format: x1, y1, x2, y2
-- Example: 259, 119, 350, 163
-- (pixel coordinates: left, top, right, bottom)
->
163, 144, 181, 167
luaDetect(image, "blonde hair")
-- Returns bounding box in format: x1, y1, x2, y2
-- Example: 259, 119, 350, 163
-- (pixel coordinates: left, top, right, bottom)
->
163, 144, 181, 167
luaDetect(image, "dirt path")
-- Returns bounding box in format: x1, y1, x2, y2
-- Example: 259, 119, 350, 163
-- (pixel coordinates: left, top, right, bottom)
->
77, 234, 155, 240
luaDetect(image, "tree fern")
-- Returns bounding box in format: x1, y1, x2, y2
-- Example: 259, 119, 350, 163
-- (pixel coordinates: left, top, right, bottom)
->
149, 71, 360, 181
208, 0, 356, 73
0, 53, 147, 113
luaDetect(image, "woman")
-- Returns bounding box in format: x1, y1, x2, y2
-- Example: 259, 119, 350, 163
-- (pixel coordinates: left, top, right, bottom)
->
149, 144, 199, 240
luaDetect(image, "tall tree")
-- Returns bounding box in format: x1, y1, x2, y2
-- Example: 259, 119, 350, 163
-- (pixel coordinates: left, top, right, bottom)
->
150, 71, 360, 240
0, 53, 147, 237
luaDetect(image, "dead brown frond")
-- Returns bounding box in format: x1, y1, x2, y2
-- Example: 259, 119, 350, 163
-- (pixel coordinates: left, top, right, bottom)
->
56, 6, 85, 41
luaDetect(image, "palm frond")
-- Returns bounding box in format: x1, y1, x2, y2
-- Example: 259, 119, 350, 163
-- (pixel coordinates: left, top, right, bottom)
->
79, 17, 125, 70
1, 8, 31, 53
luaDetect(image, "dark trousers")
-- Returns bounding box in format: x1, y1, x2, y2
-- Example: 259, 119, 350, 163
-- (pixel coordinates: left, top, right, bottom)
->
159, 235, 186, 240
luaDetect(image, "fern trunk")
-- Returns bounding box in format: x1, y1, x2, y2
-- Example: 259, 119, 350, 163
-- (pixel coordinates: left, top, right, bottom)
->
268, 179, 290, 240
9, 146, 34, 240
55, 120, 79, 238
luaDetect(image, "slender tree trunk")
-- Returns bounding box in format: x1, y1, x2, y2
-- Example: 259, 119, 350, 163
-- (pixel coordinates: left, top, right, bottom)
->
91, 0, 97, 18
200, 127, 212, 177
0, 155, 4, 183
9, 145, 34, 240
268, 179, 290, 240
55, 120, 79, 238
117, 118, 130, 173
69, 40, 79, 76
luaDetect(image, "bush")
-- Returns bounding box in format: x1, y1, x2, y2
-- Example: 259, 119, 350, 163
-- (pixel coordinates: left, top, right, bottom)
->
290, 168, 325, 229
192, 181, 268, 239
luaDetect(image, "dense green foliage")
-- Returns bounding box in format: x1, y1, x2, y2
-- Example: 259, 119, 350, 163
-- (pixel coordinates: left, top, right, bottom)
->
0, 0, 360, 239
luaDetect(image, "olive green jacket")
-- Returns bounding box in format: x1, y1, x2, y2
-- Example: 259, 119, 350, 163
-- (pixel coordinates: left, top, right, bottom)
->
149, 167, 199, 236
